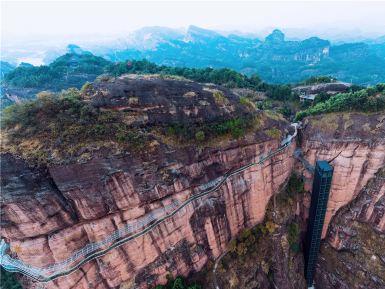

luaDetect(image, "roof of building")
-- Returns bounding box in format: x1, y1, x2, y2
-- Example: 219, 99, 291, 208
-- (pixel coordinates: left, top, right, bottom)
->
299, 94, 316, 100
316, 160, 333, 172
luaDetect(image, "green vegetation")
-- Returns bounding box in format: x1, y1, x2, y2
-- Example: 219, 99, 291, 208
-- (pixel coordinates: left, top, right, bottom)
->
107, 60, 292, 100
2, 88, 146, 164
195, 130, 205, 142
166, 116, 254, 142
287, 222, 301, 253
0, 61, 15, 78
286, 174, 305, 197
107, 60, 266, 90
265, 84, 292, 101
3, 53, 109, 89
276, 174, 305, 206
265, 127, 281, 139
2, 55, 295, 112
228, 220, 278, 258
239, 96, 255, 109
212, 90, 228, 105
154, 276, 201, 289
299, 76, 336, 85
0, 268, 23, 289
295, 84, 385, 120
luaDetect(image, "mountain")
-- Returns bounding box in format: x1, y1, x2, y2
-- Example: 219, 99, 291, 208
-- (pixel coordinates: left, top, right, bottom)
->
2, 27, 385, 85
3, 52, 109, 91
97, 27, 385, 85
0, 61, 15, 78
1, 74, 384, 289
0, 51, 110, 108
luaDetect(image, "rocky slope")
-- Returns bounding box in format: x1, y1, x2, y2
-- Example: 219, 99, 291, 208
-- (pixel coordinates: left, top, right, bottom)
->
1, 77, 384, 289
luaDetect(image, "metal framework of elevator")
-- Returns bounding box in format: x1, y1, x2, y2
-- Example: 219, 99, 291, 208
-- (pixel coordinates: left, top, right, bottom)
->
304, 160, 334, 289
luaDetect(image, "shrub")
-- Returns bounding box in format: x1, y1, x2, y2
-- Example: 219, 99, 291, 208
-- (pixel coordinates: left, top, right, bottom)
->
236, 242, 248, 256
195, 131, 205, 142
265, 221, 277, 234
80, 81, 93, 93
0, 269, 23, 289
300, 76, 336, 85
213, 91, 228, 105
265, 127, 281, 139
166, 116, 253, 143
2, 88, 147, 164
239, 97, 255, 109
286, 174, 304, 196
228, 239, 238, 253
288, 222, 301, 253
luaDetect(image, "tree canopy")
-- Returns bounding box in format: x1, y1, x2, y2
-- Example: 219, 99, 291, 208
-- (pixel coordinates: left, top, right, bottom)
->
295, 84, 385, 120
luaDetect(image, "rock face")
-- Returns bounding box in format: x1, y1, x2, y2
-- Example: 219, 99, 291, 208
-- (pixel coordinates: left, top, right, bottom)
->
2, 138, 295, 289
1, 76, 384, 289
1, 76, 296, 289
300, 112, 385, 238
300, 113, 385, 289
315, 167, 385, 289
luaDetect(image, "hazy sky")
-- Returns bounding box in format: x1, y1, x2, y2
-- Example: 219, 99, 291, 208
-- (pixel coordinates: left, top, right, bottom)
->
2, 0, 385, 43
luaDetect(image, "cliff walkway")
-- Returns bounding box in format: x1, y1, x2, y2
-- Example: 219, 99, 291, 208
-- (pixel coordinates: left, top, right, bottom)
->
0, 123, 299, 283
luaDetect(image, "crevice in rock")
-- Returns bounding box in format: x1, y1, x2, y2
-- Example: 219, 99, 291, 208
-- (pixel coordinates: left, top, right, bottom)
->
46, 170, 79, 223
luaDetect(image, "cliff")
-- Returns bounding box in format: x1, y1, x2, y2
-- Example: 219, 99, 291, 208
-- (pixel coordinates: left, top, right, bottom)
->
301, 112, 385, 289
315, 167, 385, 289
1, 76, 295, 289
300, 112, 385, 238
1, 77, 384, 289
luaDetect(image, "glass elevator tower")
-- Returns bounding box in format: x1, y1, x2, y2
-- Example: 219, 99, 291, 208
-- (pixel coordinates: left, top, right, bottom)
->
304, 160, 333, 288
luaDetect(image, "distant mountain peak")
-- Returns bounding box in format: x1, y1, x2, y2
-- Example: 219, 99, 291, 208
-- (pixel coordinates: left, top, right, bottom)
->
265, 29, 285, 43
67, 44, 85, 55
186, 25, 222, 39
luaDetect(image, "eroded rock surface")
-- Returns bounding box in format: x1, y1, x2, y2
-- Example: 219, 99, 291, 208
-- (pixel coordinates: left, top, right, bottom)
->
315, 167, 385, 289
1, 78, 384, 289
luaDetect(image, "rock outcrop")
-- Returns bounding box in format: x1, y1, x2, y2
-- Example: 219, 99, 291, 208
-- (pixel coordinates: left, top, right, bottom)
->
2, 134, 295, 289
301, 112, 385, 289
315, 167, 385, 289
1, 76, 296, 289
1, 77, 384, 289
300, 112, 385, 237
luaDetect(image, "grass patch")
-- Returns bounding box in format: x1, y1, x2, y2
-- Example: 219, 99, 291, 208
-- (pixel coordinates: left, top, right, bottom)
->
212, 90, 229, 106
239, 97, 256, 110
310, 114, 339, 132
265, 127, 281, 139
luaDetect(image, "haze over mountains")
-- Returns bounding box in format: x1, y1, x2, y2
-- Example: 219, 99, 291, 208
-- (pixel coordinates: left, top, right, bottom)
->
2, 26, 385, 85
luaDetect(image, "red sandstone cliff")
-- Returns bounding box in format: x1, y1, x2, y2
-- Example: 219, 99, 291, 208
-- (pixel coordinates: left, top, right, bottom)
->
2, 135, 295, 289
1, 77, 384, 289
1, 76, 296, 289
